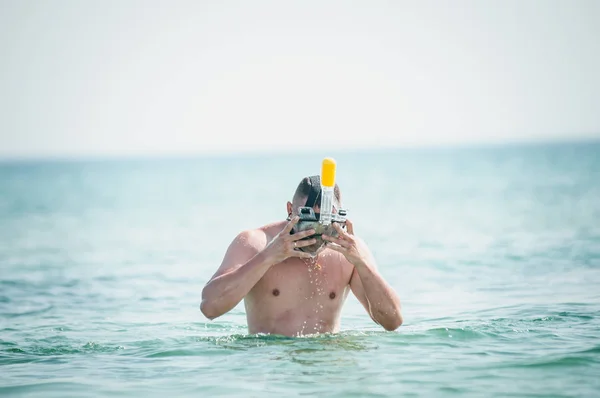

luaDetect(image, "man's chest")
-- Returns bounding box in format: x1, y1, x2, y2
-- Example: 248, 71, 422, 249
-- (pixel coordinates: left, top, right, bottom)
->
254, 257, 353, 302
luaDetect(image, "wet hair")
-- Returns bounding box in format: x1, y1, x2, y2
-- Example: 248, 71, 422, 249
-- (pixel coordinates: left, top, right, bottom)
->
292, 175, 342, 210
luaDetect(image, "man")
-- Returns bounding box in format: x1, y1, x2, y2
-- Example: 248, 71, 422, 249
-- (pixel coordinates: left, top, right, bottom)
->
200, 175, 403, 337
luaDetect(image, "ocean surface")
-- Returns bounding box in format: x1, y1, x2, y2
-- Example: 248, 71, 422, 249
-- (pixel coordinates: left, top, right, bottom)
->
1, 141, 599, 397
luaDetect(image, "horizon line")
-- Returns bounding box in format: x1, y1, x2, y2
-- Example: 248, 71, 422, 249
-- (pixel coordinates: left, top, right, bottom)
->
0, 135, 599, 163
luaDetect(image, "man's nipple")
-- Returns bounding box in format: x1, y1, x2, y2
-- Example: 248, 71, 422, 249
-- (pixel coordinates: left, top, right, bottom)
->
329, 292, 336, 299
272, 289, 280, 297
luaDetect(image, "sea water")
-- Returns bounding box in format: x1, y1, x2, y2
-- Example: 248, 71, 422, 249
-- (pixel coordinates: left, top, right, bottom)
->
1, 141, 599, 397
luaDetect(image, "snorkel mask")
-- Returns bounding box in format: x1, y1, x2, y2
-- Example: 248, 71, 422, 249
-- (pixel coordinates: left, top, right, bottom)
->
289, 159, 348, 256
290, 206, 347, 255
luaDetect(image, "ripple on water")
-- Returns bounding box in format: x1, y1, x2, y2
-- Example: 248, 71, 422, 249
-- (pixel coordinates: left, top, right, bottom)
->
1, 305, 55, 318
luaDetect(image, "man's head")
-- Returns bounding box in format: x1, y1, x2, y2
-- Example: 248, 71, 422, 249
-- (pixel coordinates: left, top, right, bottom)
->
286, 175, 344, 256
287, 175, 342, 217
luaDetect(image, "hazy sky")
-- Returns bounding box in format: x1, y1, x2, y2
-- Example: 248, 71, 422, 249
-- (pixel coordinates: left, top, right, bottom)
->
1, 0, 599, 158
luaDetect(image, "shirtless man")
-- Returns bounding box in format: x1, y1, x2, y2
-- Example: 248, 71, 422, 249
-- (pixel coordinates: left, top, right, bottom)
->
200, 175, 403, 336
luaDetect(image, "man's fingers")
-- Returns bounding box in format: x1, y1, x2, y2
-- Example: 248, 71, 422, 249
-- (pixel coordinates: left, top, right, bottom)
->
333, 222, 351, 238
294, 238, 317, 248
323, 234, 350, 248
283, 216, 300, 234
291, 229, 315, 240
345, 219, 354, 235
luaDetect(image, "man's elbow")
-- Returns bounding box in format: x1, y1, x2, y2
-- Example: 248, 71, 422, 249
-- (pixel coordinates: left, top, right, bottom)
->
383, 313, 403, 331
199, 299, 220, 320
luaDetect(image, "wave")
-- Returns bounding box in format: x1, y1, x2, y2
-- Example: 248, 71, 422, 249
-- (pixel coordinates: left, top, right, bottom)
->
507, 353, 599, 369
0, 340, 125, 365
1, 305, 54, 318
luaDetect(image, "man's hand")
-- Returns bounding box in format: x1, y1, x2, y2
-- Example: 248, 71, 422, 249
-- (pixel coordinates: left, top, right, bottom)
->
322, 219, 371, 267
263, 216, 317, 264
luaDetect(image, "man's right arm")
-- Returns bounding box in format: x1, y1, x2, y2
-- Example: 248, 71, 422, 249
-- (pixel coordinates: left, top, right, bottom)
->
200, 230, 274, 320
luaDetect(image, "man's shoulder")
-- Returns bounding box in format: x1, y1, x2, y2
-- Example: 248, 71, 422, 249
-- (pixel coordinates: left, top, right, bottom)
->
233, 228, 266, 248
232, 221, 285, 251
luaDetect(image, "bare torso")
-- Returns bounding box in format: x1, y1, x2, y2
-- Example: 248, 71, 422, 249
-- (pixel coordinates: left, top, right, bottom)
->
243, 221, 355, 336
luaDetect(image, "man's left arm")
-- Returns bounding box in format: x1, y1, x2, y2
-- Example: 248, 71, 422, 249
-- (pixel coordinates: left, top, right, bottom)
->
323, 221, 403, 331
348, 256, 403, 331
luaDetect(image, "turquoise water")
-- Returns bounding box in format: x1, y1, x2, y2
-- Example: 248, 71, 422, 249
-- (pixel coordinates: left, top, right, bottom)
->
1, 141, 600, 397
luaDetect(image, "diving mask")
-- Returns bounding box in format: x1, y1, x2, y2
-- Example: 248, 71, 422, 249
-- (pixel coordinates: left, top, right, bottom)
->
290, 206, 348, 255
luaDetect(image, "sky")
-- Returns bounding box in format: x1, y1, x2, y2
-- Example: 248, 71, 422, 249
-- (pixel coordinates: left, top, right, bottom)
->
1, 0, 599, 158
